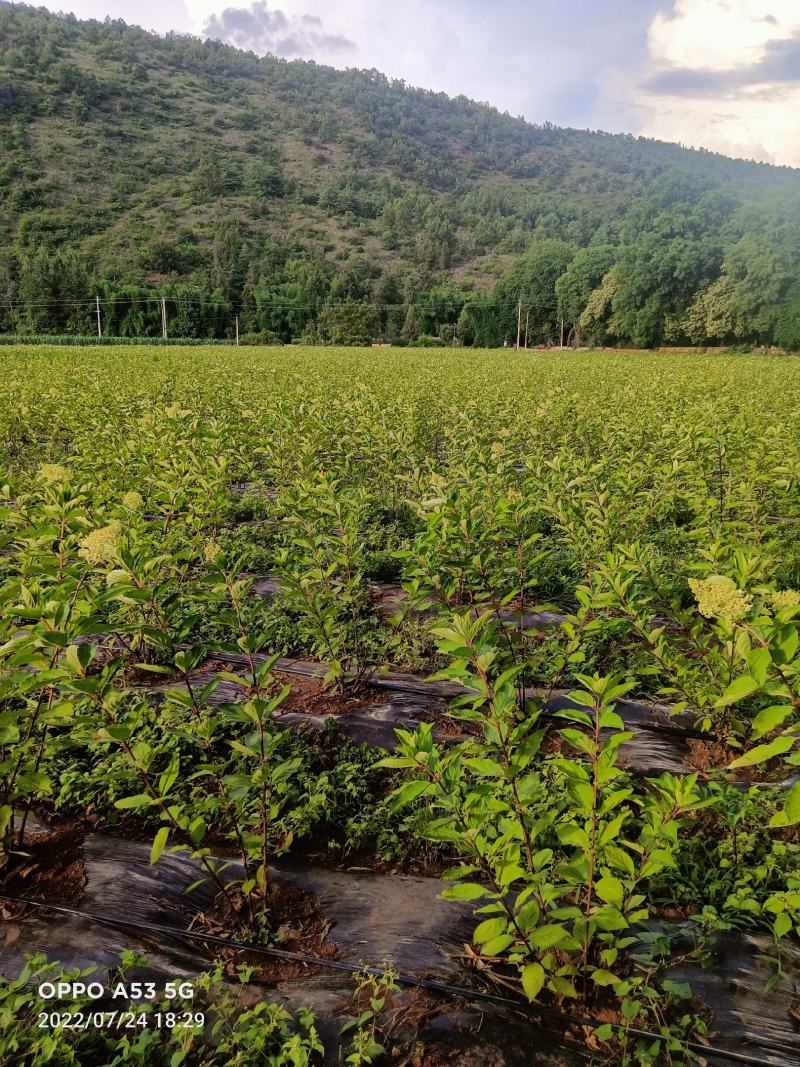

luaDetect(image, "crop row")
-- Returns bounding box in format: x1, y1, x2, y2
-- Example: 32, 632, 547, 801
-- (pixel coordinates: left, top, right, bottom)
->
1, 345, 800, 1065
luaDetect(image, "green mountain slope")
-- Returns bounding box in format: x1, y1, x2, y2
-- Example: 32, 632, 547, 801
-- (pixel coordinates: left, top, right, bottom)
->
2, 2, 800, 347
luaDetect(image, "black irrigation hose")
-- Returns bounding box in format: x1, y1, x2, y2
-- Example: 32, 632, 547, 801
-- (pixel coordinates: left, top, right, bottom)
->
0, 894, 772, 1066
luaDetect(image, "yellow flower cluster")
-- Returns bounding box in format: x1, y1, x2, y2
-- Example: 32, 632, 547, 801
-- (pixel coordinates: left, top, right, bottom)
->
121, 490, 144, 510
38, 463, 70, 485
688, 575, 753, 626
769, 589, 800, 612
79, 520, 122, 564
203, 540, 222, 563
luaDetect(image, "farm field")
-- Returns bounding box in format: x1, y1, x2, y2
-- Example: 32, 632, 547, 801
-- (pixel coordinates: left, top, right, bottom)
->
2, 343, 800, 1065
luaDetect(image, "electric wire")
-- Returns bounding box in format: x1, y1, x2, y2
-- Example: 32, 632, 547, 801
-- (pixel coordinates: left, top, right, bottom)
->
0, 296, 562, 312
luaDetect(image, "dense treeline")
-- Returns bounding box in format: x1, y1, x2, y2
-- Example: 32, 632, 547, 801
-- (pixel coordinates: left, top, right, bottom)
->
1, 4, 800, 347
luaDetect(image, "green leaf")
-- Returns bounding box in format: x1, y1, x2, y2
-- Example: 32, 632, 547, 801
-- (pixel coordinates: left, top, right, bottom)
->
662, 980, 692, 1000
521, 962, 545, 1001
115, 793, 155, 810
158, 760, 180, 797
593, 906, 629, 932
747, 647, 772, 686
591, 969, 620, 987
558, 728, 596, 756
528, 924, 568, 950
729, 735, 795, 768
474, 917, 507, 945
751, 704, 793, 740
0, 805, 12, 836
548, 976, 577, 997
604, 845, 635, 877
716, 675, 759, 707
785, 780, 800, 823
599, 709, 625, 730
100, 723, 133, 743
16, 771, 52, 794
599, 813, 627, 846
595, 875, 624, 909
768, 780, 800, 827
390, 779, 434, 811
464, 758, 506, 778
442, 864, 479, 880
188, 817, 207, 845
777, 626, 799, 663
481, 934, 515, 956
150, 826, 169, 865
441, 882, 487, 901
774, 912, 792, 939
497, 863, 526, 887
571, 782, 595, 810
639, 849, 675, 879
516, 899, 541, 932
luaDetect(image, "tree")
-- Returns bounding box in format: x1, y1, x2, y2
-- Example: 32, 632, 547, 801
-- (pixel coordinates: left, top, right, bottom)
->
211, 218, 245, 303
682, 277, 736, 345
372, 270, 404, 342
457, 293, 507, 348
192, 155, 225, 201
579, 271, 618, 346
244, 159, 285, 200
415, 284, 466, 339
775, 289, 800, 351
555, 244, 615, 344
307, 300, 379, 345
493, 239, 575, 345
401, 305, 418, 345
15, 246, 91, 334
610, 171, 734, 347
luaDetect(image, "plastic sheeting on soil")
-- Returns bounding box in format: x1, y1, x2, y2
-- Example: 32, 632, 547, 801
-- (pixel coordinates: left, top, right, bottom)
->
3, 834, 798, 1064
145, 652, 707, 778
0, 834, 577, 1065
245, 572, 569, 630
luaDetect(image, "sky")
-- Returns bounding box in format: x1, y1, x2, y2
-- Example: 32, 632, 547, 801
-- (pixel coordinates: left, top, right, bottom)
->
31, 0, 800, 167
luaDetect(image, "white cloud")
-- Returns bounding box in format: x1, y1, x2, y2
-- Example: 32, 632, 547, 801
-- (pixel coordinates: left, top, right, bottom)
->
629, 0, 800, 165
198, 0, 464, 81
647, 0, 798, 71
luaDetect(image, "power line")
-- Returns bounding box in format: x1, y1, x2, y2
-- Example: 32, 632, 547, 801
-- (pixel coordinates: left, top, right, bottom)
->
0, 296, 564, 313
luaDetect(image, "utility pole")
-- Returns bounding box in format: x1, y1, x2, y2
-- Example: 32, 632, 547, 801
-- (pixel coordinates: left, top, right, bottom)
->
235, 314, 240, 346
161, 297, 167, 339
560, 318, 564, 348
516, 300, 522, 350
524, 310, 529, 349
95, 295, 102, 338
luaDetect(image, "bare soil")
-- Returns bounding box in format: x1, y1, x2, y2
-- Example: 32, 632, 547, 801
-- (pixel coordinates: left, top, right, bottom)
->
0, 823, 86, 919
274, 670, 388, 717
190, 880, 338, 982
124, 657, 233, 687
686, 737, 789, 781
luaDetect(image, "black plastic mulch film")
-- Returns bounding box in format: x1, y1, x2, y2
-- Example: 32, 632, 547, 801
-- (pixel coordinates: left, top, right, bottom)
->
1, 893, 773, 1066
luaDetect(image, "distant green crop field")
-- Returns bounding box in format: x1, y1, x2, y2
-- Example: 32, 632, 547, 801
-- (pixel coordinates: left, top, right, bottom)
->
4, 340, 800, 588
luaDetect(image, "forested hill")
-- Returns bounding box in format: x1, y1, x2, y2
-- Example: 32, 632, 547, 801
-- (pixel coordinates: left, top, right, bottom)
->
2, 3, 800, 348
